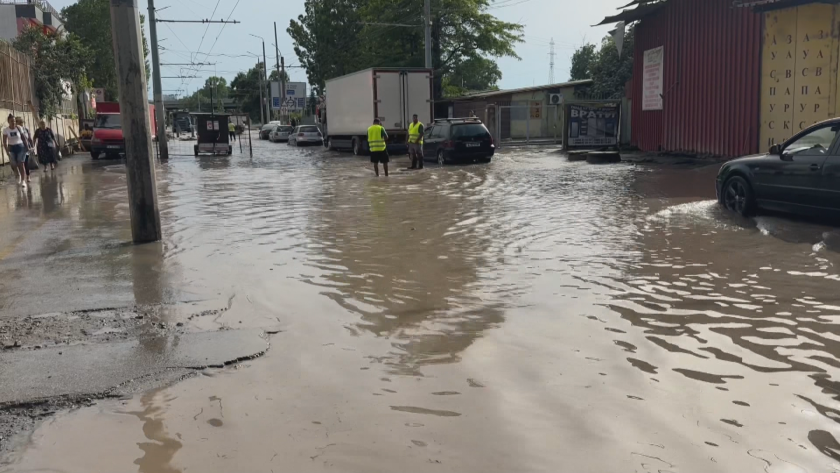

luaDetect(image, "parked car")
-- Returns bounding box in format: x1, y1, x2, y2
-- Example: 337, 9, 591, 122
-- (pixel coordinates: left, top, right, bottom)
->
259, 121, 282, 140
269, 125, 294, 143
288, 125, 323, 147
423, 118, 494, 165
717, 118, 840, 218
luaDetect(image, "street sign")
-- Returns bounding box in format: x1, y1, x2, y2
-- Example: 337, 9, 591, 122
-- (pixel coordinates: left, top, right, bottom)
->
271, 81, 306, 111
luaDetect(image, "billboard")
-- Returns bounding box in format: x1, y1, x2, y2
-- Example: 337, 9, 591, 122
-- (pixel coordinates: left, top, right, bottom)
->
271, 81, 306, 111
567, 104, 619, 147
642, 46, 664, 111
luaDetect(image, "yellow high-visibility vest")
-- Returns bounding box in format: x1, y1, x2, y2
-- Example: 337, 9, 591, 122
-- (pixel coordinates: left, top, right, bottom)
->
408, 121, 423, 144
367, 124, 387, 152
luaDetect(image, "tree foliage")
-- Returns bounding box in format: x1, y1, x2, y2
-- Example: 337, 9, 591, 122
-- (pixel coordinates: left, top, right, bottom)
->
230, 63, 269, 120
13, 27, 90, 119
62, 0, 151, 100
569, 29, 634, 99
287, 0, 522, 98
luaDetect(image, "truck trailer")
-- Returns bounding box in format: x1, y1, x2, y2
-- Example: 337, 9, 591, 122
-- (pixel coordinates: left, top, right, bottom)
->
321, 68, 433, 155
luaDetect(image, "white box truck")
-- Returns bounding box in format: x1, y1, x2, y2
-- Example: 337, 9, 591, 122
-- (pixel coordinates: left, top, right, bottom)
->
321, 68, 433, 155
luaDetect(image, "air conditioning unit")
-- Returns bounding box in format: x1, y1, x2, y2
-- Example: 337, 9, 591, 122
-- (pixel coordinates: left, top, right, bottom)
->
549, 93, 563, 105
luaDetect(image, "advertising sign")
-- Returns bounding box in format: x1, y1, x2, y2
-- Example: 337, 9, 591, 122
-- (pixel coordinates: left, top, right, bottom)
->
642, 46, 664, 111
93, 88, 105, 104
567, 104, 619, 147
271, 81, 306, 111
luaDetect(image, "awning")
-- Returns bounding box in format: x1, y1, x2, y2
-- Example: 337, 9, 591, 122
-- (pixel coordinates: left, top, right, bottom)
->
734, 0, 840, 7
733, 0, 784, 6
595, 1, 667, 26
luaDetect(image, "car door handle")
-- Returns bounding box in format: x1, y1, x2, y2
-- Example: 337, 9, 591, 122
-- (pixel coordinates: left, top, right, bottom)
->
811, 163, 822, 171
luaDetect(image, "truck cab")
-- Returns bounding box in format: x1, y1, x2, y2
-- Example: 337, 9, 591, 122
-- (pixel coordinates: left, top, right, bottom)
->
90, 102, 157, 160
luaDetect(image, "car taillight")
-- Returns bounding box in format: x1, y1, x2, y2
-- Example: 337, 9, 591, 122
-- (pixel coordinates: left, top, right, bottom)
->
298, 133, 305, 137
444, 140, 455, 148
489, 135, 494, 145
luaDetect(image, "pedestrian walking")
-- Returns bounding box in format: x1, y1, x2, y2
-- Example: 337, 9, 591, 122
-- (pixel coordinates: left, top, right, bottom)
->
16, 116, 35, 179
3, 114, 29, 186
407, 114, 424, 170
228, 120, 237, 142
33, 120, 57, 171
367, 118, 389, 177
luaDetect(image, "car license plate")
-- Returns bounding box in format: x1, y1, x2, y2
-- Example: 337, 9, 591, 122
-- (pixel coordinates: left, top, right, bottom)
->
107, 145, 120, 149
466, 142, 480, 147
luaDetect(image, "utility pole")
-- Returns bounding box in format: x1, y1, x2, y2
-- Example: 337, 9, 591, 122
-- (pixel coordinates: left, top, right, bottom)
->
147, 0, 168, 160
548, 38, 555, 84
110, 0, 161, 244
256, 60, 265, 125
262, 41, 270, 122
424, 0, 432, 69
274, 22, 284, 122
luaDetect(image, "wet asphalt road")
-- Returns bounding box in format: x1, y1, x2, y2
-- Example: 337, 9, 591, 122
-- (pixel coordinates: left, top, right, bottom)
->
2, 134, 840, 472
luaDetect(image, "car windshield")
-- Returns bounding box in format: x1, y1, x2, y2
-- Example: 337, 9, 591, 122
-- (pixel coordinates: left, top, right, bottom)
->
94, 114, 121, 129
300, 126, 319, 133
261, 124, 274, 131
451, 123, 489, 139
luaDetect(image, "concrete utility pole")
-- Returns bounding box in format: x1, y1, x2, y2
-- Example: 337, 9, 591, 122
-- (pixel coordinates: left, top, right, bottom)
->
257, 61, 265, 125
147, 0, 168, 160
110, 0, 161, 244
262, 41, 270, 122
274, 22, 284, 121
424, 0, 432, 69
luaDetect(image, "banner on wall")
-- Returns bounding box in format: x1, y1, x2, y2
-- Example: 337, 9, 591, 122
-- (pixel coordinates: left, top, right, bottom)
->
642, 46, 664, 111
567, 103, 619, 147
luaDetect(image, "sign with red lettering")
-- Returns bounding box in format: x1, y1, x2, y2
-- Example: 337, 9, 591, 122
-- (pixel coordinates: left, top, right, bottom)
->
642, 46, 664, 111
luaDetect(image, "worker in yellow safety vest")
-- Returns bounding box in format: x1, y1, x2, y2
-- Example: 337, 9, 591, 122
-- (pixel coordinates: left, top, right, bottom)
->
407, 114, 424, 170
228, 121, 237, 142
368, 118, 389, 177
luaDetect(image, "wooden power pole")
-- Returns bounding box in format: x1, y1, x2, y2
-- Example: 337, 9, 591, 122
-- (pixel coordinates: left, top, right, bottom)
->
110, 0, 162, 244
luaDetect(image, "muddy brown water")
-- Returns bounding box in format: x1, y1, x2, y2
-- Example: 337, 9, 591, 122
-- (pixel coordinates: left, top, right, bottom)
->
2, 138, 840, 472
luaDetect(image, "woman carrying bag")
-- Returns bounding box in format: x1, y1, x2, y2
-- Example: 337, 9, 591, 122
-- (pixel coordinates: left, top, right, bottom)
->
33, 120, 57, 171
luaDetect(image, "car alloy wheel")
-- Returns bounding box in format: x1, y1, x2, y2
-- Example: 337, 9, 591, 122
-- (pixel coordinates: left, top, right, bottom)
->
723, 176, 753, 216
437, 150, 445, 165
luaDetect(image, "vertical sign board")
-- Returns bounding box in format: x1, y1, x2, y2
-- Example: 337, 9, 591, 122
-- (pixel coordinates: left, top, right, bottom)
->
567, 104, 619, 147
642, 46, 664, 111
760, 4, 837, 149
271, 81, 307, 111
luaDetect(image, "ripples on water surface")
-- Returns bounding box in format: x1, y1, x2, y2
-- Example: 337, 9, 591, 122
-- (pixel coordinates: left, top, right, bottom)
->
3, 143, 840, 472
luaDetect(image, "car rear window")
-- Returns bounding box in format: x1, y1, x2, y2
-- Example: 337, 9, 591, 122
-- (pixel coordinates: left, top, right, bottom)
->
451, 123, 489, 139
279, 126, 294, 132
300, 126, 319, 133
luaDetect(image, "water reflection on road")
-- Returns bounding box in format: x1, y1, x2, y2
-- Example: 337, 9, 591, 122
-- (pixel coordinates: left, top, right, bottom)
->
3, 139, 840, 472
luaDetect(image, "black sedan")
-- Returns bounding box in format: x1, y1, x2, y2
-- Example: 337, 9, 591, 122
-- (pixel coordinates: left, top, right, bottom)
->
717, 118, 840, 219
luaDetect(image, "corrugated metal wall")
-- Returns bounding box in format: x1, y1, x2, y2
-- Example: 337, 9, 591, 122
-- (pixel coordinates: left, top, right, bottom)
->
631, 0, 762, 157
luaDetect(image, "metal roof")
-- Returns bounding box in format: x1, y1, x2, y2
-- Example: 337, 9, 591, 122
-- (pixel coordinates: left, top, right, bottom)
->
732, 0, 783, 6
596, 0, 667, 25
450, 79, 593, 100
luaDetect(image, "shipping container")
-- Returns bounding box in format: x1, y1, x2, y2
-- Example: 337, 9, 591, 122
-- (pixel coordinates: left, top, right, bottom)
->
629, 0, 762, 157
322, 68, 433, 155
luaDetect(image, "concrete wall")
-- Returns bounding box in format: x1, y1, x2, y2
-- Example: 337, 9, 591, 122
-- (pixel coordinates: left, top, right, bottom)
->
0, 5, 18, 42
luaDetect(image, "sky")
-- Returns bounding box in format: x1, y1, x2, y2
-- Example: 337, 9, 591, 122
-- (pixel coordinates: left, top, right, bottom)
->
47, 0, 629, 97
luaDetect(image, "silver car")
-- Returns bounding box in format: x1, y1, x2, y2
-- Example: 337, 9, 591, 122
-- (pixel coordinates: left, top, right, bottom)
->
288, 125, 323, 147
269, 125, 294, 143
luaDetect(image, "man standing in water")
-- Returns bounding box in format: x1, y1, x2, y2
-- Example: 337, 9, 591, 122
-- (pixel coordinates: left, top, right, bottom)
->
407, 114, 424, 170
368, 118, 389, 177
3, 114, 28, 186
228, 120, 237, 142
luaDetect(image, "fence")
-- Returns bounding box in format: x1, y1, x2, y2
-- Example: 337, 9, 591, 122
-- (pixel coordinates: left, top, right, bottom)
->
488, 103, 562, 146
0, 41, 33, 114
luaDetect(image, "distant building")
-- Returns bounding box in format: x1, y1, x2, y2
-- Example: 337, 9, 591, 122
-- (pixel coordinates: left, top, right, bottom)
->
0, 0, 64, 42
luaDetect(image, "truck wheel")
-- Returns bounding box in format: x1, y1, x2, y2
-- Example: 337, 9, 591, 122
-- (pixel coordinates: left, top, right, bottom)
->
352, 138, 362, 156
326, 138, 333, 150
194, 145, 198, 157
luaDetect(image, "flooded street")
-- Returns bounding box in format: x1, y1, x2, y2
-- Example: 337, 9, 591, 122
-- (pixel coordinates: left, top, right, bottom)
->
2, 135, 840, 472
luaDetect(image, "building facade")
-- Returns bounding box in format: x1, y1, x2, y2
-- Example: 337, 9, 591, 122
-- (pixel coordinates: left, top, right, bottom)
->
0, 0, 63, 42
602, 0, 840, 157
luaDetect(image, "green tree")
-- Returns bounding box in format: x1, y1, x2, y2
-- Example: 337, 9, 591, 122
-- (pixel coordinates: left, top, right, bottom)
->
307, 88, 318, 115
441, 56, 501, 97
569, 43, 596, 81
569, 30, 634, 99
13, 27, 90, 119
269, 69, 291, 83
288, 0, 522, 98
62, 0, 150, 100
230, 63, 268, 120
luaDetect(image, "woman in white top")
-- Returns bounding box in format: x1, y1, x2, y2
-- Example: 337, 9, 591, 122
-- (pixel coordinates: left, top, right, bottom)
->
3, 114, 28, 186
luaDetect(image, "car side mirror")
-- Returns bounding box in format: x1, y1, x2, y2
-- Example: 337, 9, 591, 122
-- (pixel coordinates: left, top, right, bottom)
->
769, 144, 781, 155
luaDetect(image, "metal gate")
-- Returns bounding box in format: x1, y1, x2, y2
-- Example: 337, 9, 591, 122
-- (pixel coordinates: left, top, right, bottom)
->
489, 102, 562, 147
